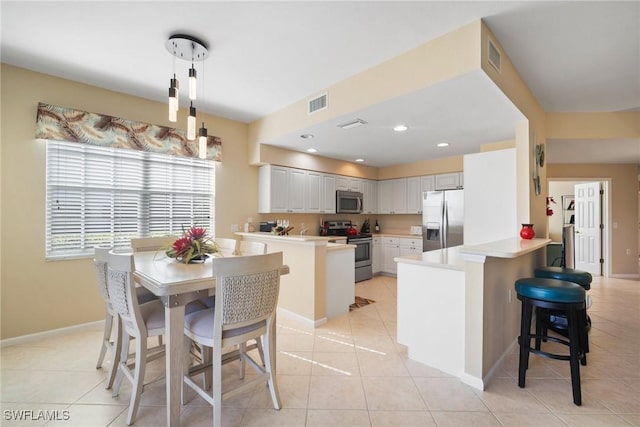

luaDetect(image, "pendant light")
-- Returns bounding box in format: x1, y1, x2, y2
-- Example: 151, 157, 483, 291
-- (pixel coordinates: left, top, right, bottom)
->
165, 34, 208, 138
187, 102, 197, 141
198, 123, 208, 159
188, 65, 197, 100
168, 75, 179, 122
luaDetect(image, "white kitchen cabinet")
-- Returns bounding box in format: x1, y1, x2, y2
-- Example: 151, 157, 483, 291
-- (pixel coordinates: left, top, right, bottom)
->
421, 175, 435, 193
362, 179, 377, 214
321, 174, 336, 213
399, 237, 422, 257
258, 165, 306, 213
372, 236, 382, 274
406, 177, 422, 214
336, 176, 363, 192
307, 171, 336, 214
378, 178, 407, 214
377, 180, 393, 214
382, 237, 400, 274
435, 172, 463, 190
288, 168, 307, 212
306, 171, 323, 213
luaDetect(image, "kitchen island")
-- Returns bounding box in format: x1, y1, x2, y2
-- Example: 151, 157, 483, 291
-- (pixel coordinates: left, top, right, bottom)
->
395, 237, 550, 390
235, 232, 355, 326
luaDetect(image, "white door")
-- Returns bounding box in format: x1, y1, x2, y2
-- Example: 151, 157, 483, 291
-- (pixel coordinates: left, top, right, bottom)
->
574, 182, 602, 275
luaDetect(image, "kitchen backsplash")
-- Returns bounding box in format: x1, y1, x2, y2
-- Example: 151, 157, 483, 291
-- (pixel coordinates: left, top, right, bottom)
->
257, 213, 421, 236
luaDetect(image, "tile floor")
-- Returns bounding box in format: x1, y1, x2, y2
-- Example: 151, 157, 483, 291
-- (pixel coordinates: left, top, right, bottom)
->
1, 275, 639, 426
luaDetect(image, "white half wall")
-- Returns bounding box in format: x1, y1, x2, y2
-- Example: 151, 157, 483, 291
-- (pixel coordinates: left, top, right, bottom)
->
464, 148, 518, 245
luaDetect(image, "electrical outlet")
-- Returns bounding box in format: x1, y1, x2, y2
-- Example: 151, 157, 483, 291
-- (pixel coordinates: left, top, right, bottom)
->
230, 224, 239, 232
626, 249, 631, 255
508, 289, 512, 303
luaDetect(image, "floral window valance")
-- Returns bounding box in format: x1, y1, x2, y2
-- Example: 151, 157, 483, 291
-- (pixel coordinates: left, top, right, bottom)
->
35, 102, 222, 161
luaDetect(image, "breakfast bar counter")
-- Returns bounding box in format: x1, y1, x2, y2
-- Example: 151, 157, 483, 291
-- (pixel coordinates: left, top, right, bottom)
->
395, 237, 550, 390
235, 232, 355, 326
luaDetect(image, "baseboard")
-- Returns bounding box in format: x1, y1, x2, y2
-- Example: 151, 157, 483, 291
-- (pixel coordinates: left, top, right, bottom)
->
276, 307, 327, 328
609, 273, 640, 280
460, 338, 517, 391
0, 320, 103, 348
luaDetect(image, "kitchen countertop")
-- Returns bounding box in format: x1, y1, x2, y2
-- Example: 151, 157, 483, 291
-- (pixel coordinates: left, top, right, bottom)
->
394, 246, 466, 271
372, 232, 423, 239
394, 237, 551, 270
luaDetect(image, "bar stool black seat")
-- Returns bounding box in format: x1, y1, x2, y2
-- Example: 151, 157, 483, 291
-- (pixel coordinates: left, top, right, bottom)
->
534, 266, 592, 352
515, 277, 586, 406
534, 267, 592, 290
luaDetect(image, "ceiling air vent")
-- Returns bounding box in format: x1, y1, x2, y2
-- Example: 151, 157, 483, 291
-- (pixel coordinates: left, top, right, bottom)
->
488, 40, 501, 73
308, 93, 327, 114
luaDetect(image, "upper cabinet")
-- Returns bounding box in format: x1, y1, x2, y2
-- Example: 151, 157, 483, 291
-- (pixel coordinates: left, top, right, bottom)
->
259, 165, 462, 214
434, 172, 463, 190
362, 179, 378, 214
378, 178, 407, 214
259, 165, 337, 214
336, 176, 363, 193
406, 177, 422, 214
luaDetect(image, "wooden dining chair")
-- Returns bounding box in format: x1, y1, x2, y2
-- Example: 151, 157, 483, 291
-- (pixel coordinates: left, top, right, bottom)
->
183, 252, 283, 426
107, 251, 206, 425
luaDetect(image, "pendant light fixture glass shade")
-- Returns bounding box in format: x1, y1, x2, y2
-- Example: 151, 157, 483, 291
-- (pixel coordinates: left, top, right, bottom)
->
168, 75, 179, 122
168, 87, 178, 122
198, 122, 208, 159
187, 103, 197, 141
188, 66, 197, 100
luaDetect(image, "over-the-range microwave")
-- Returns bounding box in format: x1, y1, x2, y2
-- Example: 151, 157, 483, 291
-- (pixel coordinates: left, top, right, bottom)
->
336, 190, 363, 214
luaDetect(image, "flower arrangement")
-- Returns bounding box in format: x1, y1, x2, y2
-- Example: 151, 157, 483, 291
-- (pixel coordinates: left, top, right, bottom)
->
165, 226, 219, 263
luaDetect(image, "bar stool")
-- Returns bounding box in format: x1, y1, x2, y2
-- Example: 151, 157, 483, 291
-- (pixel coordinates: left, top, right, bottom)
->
534, 267, 592, 357
515, 277, 586, 406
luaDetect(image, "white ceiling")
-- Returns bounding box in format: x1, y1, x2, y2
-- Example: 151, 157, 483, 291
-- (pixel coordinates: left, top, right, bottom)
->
1, 1, 638, 167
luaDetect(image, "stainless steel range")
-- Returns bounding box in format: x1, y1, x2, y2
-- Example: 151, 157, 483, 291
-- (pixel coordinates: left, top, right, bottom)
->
323, 220, 373, 282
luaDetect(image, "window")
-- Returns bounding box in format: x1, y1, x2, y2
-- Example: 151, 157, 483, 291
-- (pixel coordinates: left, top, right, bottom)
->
46, 140, 215, 259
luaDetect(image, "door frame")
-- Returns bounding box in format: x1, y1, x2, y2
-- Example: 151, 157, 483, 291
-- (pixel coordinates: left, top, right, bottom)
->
547, 178, 611, 277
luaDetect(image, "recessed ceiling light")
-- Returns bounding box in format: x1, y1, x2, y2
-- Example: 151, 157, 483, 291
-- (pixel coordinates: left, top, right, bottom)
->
393, 125, 408, 132
437, 142, 450, 148
337, 118, 367, 129
355, 158, 365, 163
307, 148, 317, 153
300, 134, 314, 139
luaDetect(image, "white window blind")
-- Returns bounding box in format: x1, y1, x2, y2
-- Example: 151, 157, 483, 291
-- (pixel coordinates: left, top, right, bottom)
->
46, 140, 215, 259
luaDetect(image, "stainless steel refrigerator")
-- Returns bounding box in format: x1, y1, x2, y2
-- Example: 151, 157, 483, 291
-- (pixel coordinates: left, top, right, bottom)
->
422, 189, 464, 251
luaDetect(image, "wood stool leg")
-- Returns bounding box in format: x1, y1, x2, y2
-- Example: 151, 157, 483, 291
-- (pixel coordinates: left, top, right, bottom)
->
518, 298, 533, 388
567, 306, 582, 406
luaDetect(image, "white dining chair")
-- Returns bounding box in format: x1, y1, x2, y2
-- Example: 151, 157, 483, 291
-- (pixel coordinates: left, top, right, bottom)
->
215, 237, 238, 257
130, 236, 176, 253
183, 252, 283, 426
237, 240, 267, 256
93, 245, 121, 390
93, 246, 159, 388
107, 251, 206, 425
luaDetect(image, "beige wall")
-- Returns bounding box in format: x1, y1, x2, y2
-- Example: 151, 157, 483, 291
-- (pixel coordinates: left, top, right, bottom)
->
547, 163, 638, 276
0, 64, 257, 339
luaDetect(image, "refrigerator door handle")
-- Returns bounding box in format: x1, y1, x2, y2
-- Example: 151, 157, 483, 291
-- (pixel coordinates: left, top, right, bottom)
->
442, 200, 449, 248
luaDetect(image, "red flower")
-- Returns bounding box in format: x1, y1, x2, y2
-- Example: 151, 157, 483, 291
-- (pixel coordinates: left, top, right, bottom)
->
172, 237, 192, 255
187, 227, 207, 240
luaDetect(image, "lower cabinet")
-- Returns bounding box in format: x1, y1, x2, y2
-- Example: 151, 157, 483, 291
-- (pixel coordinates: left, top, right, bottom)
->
377, 236, 423, 275
399, 237, 422, 257
372, 237, 382, 274
382, 237, 400, 275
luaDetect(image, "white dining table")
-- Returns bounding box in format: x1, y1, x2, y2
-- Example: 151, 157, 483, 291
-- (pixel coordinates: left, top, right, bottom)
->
133, 251, 289, 426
